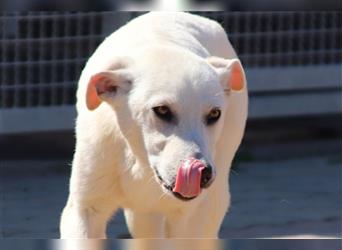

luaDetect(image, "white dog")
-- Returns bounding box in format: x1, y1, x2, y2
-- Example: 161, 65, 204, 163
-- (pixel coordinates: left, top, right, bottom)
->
60, 11, 248, 239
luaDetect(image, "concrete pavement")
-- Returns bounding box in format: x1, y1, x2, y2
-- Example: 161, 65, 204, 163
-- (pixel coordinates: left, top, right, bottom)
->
1, 153, 341, 238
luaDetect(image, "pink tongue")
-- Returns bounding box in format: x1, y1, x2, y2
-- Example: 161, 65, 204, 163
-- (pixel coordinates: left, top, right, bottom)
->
173, 158, 205, 198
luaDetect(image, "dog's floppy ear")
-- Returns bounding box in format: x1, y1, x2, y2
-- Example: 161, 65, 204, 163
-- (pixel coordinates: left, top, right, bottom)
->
86, 69, 133, 110
207, 57, 246, 93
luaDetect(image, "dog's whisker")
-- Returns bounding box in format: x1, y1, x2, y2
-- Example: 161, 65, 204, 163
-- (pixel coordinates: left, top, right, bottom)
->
158, 191, 169, 201
214, 91, 225, 97
231, 169, 239, 176
147, 174, 157, 184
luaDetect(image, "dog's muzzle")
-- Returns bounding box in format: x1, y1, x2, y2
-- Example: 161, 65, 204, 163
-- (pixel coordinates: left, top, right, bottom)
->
172, 157, 214, 199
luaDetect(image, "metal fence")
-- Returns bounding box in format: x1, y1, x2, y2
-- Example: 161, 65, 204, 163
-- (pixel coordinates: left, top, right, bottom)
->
0, 12, 103, 108
0, 12, 341, 133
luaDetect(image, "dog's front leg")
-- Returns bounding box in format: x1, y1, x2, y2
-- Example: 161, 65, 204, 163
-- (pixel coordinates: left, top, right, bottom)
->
60, 197, 117, 239
165, 212, 214, 238
187, 187, 230, 238
124, 209, 165, 238
164, 209, 222, 250
166, 190, 229, 238
165, 211, 194, 238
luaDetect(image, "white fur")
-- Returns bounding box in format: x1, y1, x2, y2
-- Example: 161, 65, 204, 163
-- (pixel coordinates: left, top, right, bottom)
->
60, 12, 248, 239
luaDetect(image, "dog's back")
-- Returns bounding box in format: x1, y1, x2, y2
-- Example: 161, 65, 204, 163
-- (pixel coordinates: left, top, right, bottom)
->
118, 12, 237, 58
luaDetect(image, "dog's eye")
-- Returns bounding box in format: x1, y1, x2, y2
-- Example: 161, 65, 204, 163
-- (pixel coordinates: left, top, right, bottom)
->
205, 108, 221, 125
152, 106, 173, 122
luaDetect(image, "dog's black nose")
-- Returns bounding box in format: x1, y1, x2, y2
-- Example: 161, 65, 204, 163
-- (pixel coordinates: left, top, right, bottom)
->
200, 165, 213, 188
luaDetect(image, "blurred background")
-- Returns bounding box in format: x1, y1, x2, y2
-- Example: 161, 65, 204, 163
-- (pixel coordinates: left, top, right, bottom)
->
1, 0, 342, 11
0, 10, 341, 241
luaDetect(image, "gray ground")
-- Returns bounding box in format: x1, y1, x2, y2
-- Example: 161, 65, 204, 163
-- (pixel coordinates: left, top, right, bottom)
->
1, 148, 341, 239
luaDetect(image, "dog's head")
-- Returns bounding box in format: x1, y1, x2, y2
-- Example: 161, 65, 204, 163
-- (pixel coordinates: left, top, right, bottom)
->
85, 46, 246, 201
